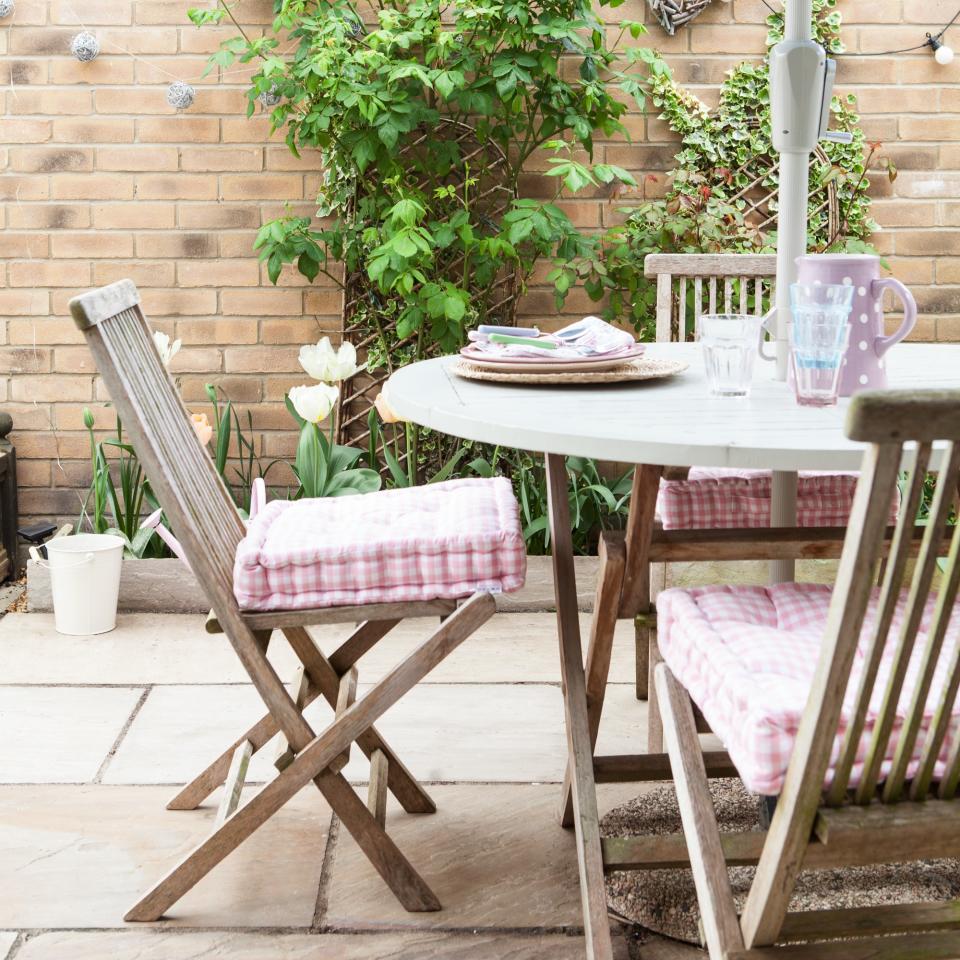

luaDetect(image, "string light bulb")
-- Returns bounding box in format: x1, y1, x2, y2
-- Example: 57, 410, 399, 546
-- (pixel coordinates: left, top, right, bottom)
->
928, 33, 955, 65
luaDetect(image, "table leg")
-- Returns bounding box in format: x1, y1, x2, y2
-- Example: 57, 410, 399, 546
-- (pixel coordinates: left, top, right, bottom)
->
545, 453, 614, 960
558, 531, 626, 828
769, 469, 799, 583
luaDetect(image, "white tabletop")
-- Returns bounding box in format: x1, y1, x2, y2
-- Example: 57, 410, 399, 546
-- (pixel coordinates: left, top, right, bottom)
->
384, 343, 960, 471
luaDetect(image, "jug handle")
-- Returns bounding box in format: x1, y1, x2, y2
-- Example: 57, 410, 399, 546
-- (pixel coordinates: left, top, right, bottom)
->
757, 307, 778, 362
873, 277, 917, 357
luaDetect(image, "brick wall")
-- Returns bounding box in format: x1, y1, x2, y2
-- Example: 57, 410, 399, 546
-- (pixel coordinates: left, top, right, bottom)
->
2, 0, 958, 524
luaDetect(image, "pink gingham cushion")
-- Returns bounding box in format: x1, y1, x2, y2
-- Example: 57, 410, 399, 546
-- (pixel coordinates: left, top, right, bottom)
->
658, 583, 960, 796
234, 477, 526, 611
657, 468, 864, 530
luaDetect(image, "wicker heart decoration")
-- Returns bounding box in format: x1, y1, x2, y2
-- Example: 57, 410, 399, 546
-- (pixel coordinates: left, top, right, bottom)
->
647, 0, 724, 35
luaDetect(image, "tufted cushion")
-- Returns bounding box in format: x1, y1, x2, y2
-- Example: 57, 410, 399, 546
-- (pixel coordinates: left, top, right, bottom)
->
657, 583, 960, 795
657, 468, 865, 530
234, 477, 526, 611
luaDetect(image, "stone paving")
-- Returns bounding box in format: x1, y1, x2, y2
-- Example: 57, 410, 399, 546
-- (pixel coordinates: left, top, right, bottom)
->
0, 609, 704, 960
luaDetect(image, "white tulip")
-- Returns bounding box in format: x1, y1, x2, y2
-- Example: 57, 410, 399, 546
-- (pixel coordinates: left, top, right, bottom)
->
299, 337, 358, 382
153, 330, 181, 367
288, 383, 339, 424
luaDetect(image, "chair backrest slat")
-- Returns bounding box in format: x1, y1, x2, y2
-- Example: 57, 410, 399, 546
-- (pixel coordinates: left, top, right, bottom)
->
678, 277, 688, 340
938, 705, 960, 798
906, 518, 960, 800
855, 442, 960, 804
644, 253, 777, 344
825, 443, 934, 803
70, 282, 245, 611
740, 389, 960, 947
693, 277, 703, 337
881, 447, 960, 801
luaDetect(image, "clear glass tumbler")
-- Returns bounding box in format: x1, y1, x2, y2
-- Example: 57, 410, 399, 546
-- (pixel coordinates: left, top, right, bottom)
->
790, 324, 851, 407
699, 314, 762, 397
788, 283, 854, 407
789, 282, 854, 347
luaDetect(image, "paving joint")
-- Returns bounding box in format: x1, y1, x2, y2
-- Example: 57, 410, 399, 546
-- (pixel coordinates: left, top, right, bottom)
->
92, 687, 151, 784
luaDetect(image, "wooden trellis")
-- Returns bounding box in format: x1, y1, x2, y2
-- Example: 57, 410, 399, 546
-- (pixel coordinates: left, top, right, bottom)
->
336, 120, 518, 480
727, 144, 841, 240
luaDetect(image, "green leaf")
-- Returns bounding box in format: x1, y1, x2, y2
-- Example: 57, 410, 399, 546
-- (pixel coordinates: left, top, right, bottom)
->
443, 293, 466, 322
297, 252, 319, 282
295, 422, 325, 498
215, 401, 232, 476
285, 393, 306, 429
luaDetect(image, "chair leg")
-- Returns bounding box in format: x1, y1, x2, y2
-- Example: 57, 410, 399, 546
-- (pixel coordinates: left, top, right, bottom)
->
635, 614, 649, 701
168, 620, 435, 816
655, 663, 744, 960
645, 560, 667, 751
647, 637, 665, 755
635, 559, 667, 703
132, 594, 495, 922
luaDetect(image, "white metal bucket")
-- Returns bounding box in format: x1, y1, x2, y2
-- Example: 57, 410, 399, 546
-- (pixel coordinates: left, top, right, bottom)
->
45, 534, 124, 635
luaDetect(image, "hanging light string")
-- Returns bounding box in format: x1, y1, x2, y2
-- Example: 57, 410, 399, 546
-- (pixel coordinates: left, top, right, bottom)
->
833, 6, 960, 57
55, 0, 297, 88
756, 0, 960, 58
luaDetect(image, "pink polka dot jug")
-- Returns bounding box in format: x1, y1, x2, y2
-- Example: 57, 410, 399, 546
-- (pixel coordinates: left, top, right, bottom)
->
795, 254, 917, 396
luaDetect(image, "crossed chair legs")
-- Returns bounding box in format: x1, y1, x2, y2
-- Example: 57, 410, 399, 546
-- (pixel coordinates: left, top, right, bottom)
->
125, 592, 496, 922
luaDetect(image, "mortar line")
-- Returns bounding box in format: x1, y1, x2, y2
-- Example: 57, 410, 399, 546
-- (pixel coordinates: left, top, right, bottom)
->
92, 686, 151, 784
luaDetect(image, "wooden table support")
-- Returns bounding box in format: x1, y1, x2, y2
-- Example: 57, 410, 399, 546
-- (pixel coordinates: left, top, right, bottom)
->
545, 454, 614, 960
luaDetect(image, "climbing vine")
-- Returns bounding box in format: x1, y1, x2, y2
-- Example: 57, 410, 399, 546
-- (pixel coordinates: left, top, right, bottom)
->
575, 0, 895, 334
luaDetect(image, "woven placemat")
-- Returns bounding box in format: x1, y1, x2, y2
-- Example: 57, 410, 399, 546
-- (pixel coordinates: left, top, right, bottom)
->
602, 779, 960, 946
451, 356, 688, 385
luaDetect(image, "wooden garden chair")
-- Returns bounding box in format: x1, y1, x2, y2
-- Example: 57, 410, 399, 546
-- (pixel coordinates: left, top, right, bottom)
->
637, 253, 885, 735
69, 279, 526, 921
631, 389, 960, 958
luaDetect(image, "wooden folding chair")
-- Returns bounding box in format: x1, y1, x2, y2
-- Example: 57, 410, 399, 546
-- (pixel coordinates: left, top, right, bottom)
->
69, 280, 505, 921
625, 389, 960, 958
636, 254, 777, 701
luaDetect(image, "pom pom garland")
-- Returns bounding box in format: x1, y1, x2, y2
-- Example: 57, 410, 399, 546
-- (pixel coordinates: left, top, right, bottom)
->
259, 84, 282, 108
166, 81, 196, 110
70, 31, 100, 62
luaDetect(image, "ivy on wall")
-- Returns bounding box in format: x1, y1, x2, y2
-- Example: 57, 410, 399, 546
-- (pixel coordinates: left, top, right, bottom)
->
577, 0, 895, 334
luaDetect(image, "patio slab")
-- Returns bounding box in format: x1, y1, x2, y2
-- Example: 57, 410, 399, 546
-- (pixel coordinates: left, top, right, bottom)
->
0, 933, 16, 960
13, 929, 603, 960
0, 686, 144, 784
0, 612, 636, 686
0, 785, 330, 929
322, 783, 641, 932
102, 682, 645, 785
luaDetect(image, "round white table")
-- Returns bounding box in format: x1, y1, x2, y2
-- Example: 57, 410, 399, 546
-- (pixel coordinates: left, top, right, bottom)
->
384, 342, 960, 471
384, 342, 960, 960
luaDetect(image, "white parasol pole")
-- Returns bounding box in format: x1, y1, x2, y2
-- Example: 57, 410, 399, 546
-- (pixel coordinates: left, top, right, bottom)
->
771, 0, 816, 380
769, 0, 819, 582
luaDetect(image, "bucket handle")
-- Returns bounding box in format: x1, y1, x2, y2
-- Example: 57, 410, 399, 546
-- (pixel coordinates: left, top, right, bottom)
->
29, 546, 95, 571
